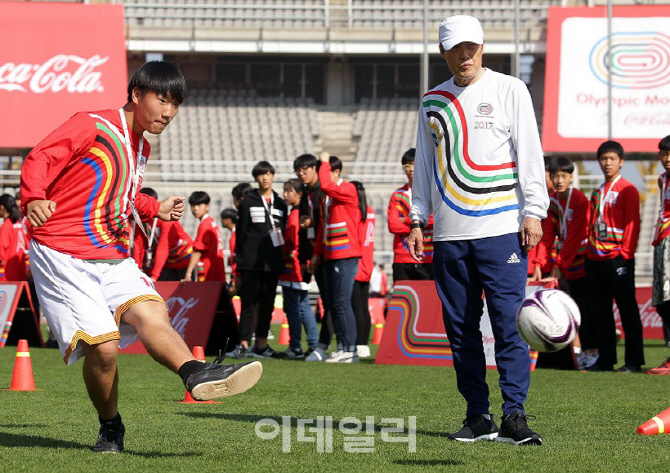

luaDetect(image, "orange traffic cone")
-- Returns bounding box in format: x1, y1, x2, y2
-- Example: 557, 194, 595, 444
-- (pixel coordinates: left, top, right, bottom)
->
178, 345, 220, 404
8, 339, 36, 391
372, 323, 384, 345
638, 407, 670, 435
278, 318, 290, 345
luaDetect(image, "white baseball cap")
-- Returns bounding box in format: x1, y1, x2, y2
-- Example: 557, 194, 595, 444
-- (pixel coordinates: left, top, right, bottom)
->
439, 15, 484, 51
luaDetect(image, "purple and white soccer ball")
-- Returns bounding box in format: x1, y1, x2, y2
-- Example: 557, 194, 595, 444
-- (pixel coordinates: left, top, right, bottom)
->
515, 289, 581, 353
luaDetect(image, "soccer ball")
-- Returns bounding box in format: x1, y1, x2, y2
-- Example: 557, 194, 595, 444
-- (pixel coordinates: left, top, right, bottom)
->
515, 289, 581, 352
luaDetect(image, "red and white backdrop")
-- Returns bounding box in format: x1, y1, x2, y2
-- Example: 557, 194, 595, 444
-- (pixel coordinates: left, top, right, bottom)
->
543, 5, 670, 153
0, 2, 127, 148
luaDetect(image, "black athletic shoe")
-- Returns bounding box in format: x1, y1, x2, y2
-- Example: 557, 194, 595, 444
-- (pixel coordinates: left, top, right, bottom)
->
496, 411, 543, 445
185, 361, 263, 401
447, 414, 499, 442
248, 345, 277, 359
93, 420, 125, 453
615, 364, 642, 373
586, 362, 614, 372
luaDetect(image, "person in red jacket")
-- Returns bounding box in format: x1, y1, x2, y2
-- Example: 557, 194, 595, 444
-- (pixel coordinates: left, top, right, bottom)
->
351, 181, 374, 358
531, 157, 595, 368
648, 135, 670, 375
183, 191, 226, 283
0, 194, 28, 281
387, 148, 434, 281
585, 140, 644, 373
132, 188, 193, 281
309, 154, 362, 363
277, 179, 318, 358
19, 61, 261, 452
220, 208, 238, 296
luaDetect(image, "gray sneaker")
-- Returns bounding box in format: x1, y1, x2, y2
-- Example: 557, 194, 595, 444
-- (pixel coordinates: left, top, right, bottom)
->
448, 414, 499, 442
225, 345, 248, 360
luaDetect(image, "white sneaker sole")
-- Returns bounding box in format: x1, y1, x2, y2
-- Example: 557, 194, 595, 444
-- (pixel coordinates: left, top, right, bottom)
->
452, 433, 498, 442
191, 362, 263, 401
495, 435, 542, 445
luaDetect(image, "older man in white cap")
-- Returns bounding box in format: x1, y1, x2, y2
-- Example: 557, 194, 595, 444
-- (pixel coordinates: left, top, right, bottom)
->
406, 15, 548, 445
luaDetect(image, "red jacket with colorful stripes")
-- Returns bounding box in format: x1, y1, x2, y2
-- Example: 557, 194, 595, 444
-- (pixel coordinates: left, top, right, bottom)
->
387, 183, 434, 264
652, 173, 670, 247
314, 162, 362, 260
534, 189, 589, 280
356, 206, 376, 282
20, 109, 159, 260
586, 177, 640, 261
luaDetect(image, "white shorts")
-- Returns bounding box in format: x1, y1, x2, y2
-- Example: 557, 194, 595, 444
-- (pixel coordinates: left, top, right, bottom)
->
30, 241, 164, 365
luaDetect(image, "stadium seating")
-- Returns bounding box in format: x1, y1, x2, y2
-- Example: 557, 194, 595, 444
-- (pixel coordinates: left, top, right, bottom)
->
121, 0, 561, 31
158, 90, 320, 182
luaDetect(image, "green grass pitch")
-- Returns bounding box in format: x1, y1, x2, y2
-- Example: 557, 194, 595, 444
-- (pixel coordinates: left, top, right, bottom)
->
1, 336, 669, 473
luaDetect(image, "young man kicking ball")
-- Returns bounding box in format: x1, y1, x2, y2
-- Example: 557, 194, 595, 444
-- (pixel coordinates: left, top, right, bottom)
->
20, 61, 263, 453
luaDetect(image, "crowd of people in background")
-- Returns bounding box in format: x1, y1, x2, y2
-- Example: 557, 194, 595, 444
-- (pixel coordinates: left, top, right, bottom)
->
5, 141, 670, 371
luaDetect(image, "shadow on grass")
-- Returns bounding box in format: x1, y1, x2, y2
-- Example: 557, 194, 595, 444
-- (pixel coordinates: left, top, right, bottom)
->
0, 431, 197, 458
179, 412, 443, 438
394, 459, 464, 466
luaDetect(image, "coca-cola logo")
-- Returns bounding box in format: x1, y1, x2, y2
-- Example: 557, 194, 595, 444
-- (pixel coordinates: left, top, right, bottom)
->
0, 54, 108, 94
166, 296, 200, 337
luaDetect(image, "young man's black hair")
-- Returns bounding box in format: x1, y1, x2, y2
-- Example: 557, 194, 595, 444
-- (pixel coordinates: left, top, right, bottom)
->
252, 161, 276, 178
188, 191, 210, 206
140, 187, 159, 199
293, 154, 319, 171
401, 148, 416, 165
548, 156, 575, 175
659, 135, 670, 152
329, 156, 343, 173
127, 61, 186, 105
0, 194, 21, 224
231, 182, 253, 202
597, 140, 624, 159
220, 208, 237, 222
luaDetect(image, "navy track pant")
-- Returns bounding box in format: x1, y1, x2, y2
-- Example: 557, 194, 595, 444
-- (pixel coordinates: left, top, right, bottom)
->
433, 233, 530, 416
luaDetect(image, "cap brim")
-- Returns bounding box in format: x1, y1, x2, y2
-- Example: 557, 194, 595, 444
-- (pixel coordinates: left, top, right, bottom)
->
441, 37, 483, 51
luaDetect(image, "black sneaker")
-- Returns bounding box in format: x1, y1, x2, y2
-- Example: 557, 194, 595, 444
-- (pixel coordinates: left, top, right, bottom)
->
93, 420, 125, 453
248, 345, 277, 359
496, 411, 543, 445
447, 414, 499, 442
586, 362, 614, 372
276, 347, 305, 359
225, 345, 248, 360
615, 364, 642, 373
185, 361, 263, 401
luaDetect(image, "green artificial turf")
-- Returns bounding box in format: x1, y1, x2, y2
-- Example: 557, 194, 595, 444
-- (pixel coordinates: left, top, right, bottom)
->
0, 337, 668, 473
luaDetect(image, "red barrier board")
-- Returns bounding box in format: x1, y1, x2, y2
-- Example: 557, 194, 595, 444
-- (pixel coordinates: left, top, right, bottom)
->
0, 3, 127, 148
120, 281, 223, 354
376, 282, 665, 368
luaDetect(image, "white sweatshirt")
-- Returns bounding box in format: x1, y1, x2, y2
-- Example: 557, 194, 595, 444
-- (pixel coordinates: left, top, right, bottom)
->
410, 68, 548, 241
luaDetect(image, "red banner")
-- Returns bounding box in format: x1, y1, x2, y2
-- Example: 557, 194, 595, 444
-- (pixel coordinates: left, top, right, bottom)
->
120, 282, 223, 354
375, 282, 664, 368
0, 3, 127, 148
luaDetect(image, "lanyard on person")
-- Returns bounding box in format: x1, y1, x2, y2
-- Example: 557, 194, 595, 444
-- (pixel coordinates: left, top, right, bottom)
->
597, 175, 620, 240
261, 193, 276, 232
262, 192, 284, 247
558, 188, 572, 241
598, 175, 621, 222
119, 108, 147, 238
654, 174, 670, 241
